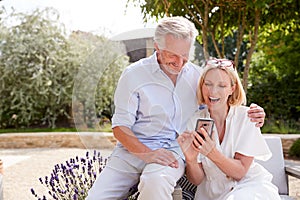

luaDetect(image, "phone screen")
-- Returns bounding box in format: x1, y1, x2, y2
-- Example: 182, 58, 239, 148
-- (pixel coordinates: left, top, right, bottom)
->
195, 118, 214, 137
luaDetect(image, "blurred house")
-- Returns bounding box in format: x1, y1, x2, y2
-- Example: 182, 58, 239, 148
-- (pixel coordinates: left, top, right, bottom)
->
110, 28, 155, 63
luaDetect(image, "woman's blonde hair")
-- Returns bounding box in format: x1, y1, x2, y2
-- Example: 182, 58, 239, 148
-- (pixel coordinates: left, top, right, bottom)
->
196, 63, 247, 106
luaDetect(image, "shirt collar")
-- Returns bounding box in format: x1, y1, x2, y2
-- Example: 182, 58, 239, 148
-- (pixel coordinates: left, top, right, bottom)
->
151, 52, 161, 73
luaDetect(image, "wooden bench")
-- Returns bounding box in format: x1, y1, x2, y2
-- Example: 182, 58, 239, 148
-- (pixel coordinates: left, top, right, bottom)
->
173, 135, 300, 200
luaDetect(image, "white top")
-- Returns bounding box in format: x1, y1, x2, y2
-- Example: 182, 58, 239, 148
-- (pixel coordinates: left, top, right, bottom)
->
112, 52, 202, 151
187, 106, 280, 200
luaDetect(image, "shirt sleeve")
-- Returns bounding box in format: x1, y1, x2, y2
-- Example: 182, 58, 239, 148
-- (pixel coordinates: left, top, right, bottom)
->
111, 68, 139, 129
233, 106, 271, 161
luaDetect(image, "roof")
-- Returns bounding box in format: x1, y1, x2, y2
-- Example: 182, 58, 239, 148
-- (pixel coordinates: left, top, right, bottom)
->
110, 28, 155, 41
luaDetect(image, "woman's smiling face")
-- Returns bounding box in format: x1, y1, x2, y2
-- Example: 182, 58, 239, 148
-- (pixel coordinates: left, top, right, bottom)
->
201, 68, 235, 111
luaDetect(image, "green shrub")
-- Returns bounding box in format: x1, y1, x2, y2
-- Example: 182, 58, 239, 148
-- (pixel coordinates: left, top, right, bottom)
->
0, 8, 128, 129
0, 8, 77, 128
261, 118, 300, 134
289, 139, 300, 159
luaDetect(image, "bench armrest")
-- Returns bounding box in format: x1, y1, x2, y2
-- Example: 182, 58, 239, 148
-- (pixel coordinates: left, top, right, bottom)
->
285, 160, 300, 179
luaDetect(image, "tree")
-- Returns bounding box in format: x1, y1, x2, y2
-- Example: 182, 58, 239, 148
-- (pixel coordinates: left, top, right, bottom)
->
0, 7, 77, 128
69, 31, 128, 130
129, 0, 299, 93
247, 21, 300, 130
0, 7, 129, 129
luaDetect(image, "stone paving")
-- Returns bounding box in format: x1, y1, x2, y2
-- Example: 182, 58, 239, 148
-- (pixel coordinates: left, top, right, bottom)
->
0, 132, 300, 200
1, 147, 300, 200
0, 148, 113, 200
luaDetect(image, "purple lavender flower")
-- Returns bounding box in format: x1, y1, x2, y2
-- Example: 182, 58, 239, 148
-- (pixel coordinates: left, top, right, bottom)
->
31, 150, 108, 200
45, 176, 48, 185
31, 188, 37, 197
73, 193, 78, 200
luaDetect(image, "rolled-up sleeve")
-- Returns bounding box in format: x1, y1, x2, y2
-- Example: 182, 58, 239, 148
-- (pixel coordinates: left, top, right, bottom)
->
111, 69, 139, 129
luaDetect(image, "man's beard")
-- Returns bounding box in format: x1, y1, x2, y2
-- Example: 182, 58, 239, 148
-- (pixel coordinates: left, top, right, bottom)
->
161, 62, 181, 75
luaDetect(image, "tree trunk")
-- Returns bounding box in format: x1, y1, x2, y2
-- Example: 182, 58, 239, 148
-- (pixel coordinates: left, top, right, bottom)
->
234, 7, 246, 67
202, 1, 210, 60
243, 9, 260, 95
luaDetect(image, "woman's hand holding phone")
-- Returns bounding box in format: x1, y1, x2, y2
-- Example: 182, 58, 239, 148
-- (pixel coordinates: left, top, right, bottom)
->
195, 118, 214, 138
194, 118, 216, 156
194, 127, 216, 156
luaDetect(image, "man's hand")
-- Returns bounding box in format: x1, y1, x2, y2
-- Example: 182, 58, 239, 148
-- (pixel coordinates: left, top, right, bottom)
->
113, 126, 179, 167
134, 148, 179, 168
248, 103, 266, 127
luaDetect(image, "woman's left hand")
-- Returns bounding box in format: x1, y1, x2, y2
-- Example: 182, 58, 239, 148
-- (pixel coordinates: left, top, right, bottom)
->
194, 128, 216, 156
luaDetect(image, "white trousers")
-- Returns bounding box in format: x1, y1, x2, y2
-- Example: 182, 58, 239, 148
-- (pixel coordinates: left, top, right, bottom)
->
86, 148, 185, 200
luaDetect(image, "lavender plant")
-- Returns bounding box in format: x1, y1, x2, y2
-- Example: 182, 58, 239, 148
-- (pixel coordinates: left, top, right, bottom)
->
31, 150, 107, 200
31, 150, 139, 200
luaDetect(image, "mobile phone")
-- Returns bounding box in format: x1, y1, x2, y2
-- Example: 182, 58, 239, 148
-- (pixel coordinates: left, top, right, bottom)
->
195, 118, 214, 138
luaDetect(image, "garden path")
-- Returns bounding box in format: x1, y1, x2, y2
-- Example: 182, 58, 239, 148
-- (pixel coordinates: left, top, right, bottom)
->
0, 135, 300, 200
0, 148, 112, 200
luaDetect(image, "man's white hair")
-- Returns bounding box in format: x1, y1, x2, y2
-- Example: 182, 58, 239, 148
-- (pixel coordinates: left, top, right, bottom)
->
154, 16, 199, 49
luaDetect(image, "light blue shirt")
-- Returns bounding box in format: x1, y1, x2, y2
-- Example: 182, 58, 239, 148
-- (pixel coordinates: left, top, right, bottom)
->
112, 52, 202, 151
